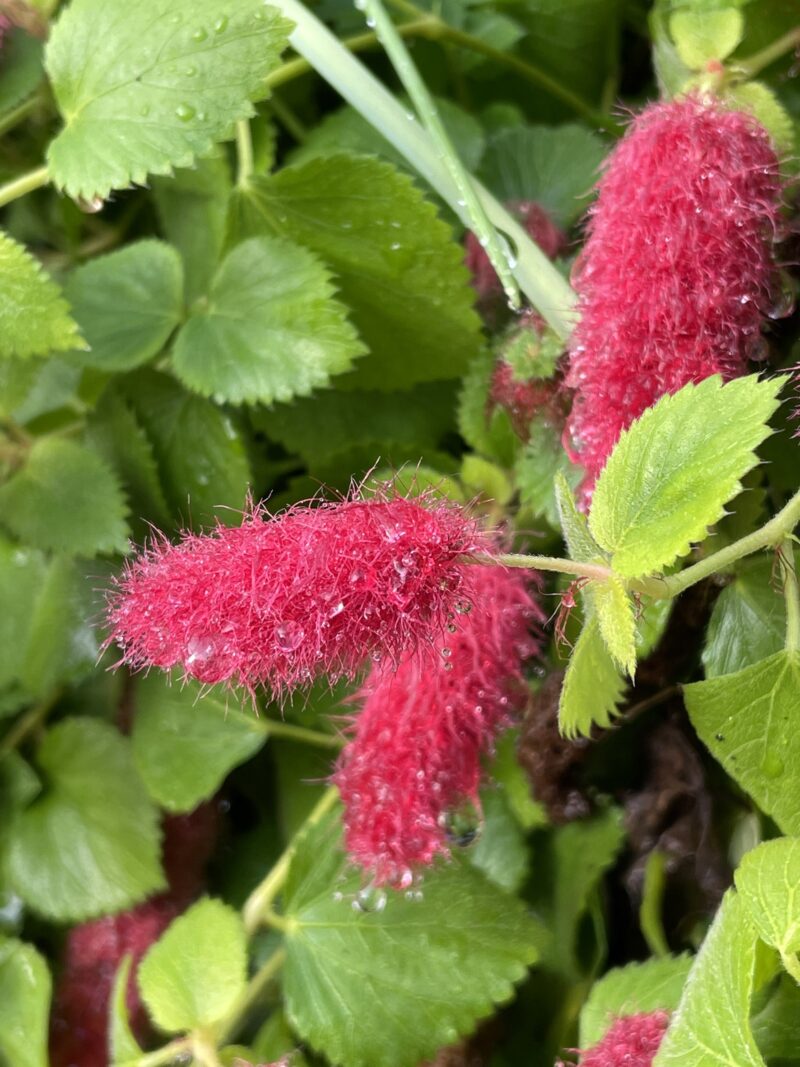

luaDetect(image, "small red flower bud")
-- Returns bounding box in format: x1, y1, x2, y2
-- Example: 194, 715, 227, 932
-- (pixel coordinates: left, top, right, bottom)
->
566, 96, 782, 483
107, 492, 487, 701
558, 1011, 670, 1067
465, 200, 566, 302
335, 564, 541, 887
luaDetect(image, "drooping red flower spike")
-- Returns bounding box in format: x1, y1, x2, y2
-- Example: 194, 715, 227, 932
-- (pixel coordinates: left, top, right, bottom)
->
566, 96, 783, 483
558, 1011, 670, 1067
107, 491, 489, 700
50, 806, 219, 1067
335, 563, 541, 888
465, 200, 567, 302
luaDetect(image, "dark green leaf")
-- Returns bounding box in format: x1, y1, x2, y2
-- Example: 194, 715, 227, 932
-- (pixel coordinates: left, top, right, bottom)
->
65, 241, 184, 372
46, 0, 291, 200
6, 718, 164, 920
0, 438, 129, 555
172, 236, 364, 404
702, 559, 785, 678
0, 31, 43, 116
468, 788, 530, 894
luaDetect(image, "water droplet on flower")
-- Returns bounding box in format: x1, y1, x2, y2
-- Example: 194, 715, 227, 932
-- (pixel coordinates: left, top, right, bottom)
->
397, 867, 414, 890
276, 621, 304, 653
746, 335, 770, 362
441, 647, 451, 659
328, 600, 345, 619
175, 103, 196, 122
214, 15, 229, 33
447, 622, 457, 633
186, 634, 217, 666
767, 274, 795, 320
454, 598, 472, 615
439, 800, 482, 847
353, 884, 387, 913
760, 752, 784, 779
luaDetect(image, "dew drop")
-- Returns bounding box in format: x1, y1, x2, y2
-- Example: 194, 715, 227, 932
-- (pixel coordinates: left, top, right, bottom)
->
254, 8, 266, 19
186, 634, 217, 666
454, 598, 472, 615
397, 867, 414, 890
192, 27, 208, 41
353, 884, 387, 913
760, 752, 784, 779
447, 622, 457, 633
441, 647, 452, 659
439, 800, 482, 848
328, 600, 345, 619
185, 65, 197, 77
76, 195, 105, 213
140, 104, 151, 117
175, 103, 196, 122
276, 620, 304, 653
767, 274, 796, 320
214, 14, 229, 33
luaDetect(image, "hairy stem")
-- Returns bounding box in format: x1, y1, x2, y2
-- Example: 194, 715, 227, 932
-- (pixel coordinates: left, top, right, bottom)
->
362, 0, 520, 307
214, 946, 288, 1045
243, 785, 339, 935
127, 1037, 191, 1067
737, 26, 800, 78
781, 540, 800, 654
269, 0, 577, 339
0, 690, 61, 757
0, 164, 49, 208
0, 93, 42, 138
468, 551, 613, 583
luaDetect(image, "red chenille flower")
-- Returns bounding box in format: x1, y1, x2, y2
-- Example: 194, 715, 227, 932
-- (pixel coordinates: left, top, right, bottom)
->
559, 1011, 670, 1067
465, 200, 566, 301
566, 96, 782, 482
107, 492, 487, 700
335, 564, 541, 887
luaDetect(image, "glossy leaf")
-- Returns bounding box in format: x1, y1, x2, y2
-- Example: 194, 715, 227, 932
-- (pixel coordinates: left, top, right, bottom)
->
702, 558, 785, 678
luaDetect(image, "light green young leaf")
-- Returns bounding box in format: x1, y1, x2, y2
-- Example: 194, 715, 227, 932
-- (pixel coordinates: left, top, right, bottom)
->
559, 617, 627, 739
555, 472, 604, 564
6, 719, 164, 921
479, 124, 606, 227
0, 438, 129, 555
172, 236, 364, 405
65, 241, 183, 372
580, 955, 693, 1047
124, 370, 251, 526
138, 898, 247, 1033
685, 653, 800, 837
669, 8, 744, 68
0, 231, 83, 358
592, 576, 636, 678
227, 154, 482, 390
153, 152, 232, 304
45, 0, 291, 201
0, 937, 51, 1067
283, 810, 543, 1067
702, 558, 785, 679
734, 838, 800, 958
589, 376, 784, 579
725, 81, 795, 153
654, 891, 765, 1067
460, 455, 513, 507
132, 675, 266, 812
109, 956, 143, 1065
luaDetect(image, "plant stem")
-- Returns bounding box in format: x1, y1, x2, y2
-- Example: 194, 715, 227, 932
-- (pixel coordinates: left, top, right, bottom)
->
235, 119, 254, 186
0, 164, 49, 208
361, 0, 520, 308
469, 551, 612, 583
269, 0, 577, 339
260, 717, 344, 749
0, 93, 41, 138
782, 949, 800, 987
781, 540, 800, 654
737, 26, 800, 78
243, 785, 339, 935
653, 486, 800, 600
214, 946, 288, 1045
128, 1037, 191, 1067
269, 92, 308, 143
0, 690, 61, 757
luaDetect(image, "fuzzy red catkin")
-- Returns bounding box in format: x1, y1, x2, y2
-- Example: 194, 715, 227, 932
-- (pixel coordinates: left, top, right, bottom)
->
335, 564, 541, 888
566, 96, 782, 482
465, 200, 566, 301
106, 492, 489, 700
50, 805, 219, 1067
558, 1011, 670, 1067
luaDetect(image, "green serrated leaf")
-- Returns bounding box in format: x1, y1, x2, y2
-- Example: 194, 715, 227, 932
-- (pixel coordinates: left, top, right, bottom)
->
123, 370, 251, 527
0, 539, 46, 693
45, 0, 291, 200
686, 652, 800, 836
6, 718, 164, 921
592, 576, 637, 678
153, 152, 232, 304
654, 891, 765, 1067
457, 349, 518, 468
283, 809, 543, 1067
734, 838, 800, 958
0, 937, 51, 1067
724, 81, 795, 153
138, 898, 247, 1033
0, 231, 83, 359
131, 674, 266, 812
109, 956, 143, 1065
702, 558, 785, 678
479, 124, 606, 227
468, 788, 530, 894
173, 236, 364, 405
555, 472, 603, 564
669, 8, 744, 68
227, 154, 482, 390
515, 417, 582, 528
580, 955, 693, 1046
0, 438, 129, 555
559, 617, 627, 739
65, 241, 184, 372
461, 454, 513, 507
589, 376, 784, 579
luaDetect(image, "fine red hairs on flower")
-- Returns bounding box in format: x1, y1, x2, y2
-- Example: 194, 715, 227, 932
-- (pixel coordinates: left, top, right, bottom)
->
465, 200, 566, 302
106, 491, 488, 700
335, 564, 541, 888
558, 1011, 670, 1067
50, 806, 218, 1067
566, 96, 782, 482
